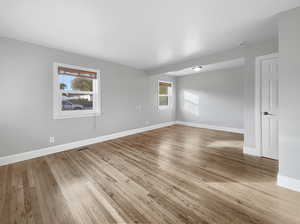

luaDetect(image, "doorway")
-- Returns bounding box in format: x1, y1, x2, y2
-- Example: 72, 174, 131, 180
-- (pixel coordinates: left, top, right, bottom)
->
255, 53, 279, 160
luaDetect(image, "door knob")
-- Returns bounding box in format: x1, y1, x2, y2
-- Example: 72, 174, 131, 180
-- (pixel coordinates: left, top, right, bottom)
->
263, 112, 272, 116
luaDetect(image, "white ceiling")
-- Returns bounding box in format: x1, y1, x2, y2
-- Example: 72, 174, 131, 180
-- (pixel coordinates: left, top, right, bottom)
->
0, 0, 299, 70
166, 58, 245, 76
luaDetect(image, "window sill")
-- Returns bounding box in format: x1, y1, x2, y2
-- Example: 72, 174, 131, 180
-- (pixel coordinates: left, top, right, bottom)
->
158, 106, 171, 110
53, 112, 101, 119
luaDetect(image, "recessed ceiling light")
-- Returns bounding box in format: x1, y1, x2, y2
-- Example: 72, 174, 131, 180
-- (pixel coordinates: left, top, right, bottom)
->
192, 66, 203, 72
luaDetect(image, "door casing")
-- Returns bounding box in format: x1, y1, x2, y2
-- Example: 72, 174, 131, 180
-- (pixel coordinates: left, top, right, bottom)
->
255, 53, 279, 157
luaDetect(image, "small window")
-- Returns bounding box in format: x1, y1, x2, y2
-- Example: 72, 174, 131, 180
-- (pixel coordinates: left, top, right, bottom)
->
53, 63, 101, 119
158, 81, 172, 109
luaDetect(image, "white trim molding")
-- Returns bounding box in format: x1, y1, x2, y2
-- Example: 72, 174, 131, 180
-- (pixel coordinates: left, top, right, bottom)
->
277, 174, 300, 193
0, 121, 176, 166
158, 80, 173, 110
243, 146, 260, 157
53, 62, 101, 119
176, 121, 244, 134
255, 53, 279, 157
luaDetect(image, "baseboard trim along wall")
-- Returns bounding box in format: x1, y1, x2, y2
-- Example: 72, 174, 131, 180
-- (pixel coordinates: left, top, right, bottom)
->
277, 174, 300, 193
0, 121, 176, 166
243, 146, 260, 157
176, 121, 244, 134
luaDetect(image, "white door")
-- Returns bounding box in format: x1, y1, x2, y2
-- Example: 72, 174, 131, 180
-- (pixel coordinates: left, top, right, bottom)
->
261, 57, 279, 160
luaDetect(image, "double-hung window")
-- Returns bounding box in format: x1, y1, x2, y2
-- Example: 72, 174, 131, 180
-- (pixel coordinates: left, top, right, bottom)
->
158, 81, 172, 109
53, 63, 101, 119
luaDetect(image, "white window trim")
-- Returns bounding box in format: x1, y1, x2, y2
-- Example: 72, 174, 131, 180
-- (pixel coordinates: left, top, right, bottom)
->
53, 62, 101, 119
158, 80, 173, 110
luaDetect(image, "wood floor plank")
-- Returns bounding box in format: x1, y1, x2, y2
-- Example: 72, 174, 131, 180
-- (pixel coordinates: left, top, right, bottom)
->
45, 152, 118, 224
96, 142, 279, 224
89, 143, 254, 224
1, 125, 300, 224
83, 149, 206, 224
67, 149, 152, 224
30, 158, 77, 224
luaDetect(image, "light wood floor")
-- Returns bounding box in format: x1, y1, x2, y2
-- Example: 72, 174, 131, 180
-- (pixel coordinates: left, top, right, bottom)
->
1, 125, 300, 224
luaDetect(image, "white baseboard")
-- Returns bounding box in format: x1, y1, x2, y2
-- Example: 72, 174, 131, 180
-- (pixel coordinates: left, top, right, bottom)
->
175, 121, 244, 134
277, 174, 300, 192
243, 146, 261, 157
0, 121, 176, 166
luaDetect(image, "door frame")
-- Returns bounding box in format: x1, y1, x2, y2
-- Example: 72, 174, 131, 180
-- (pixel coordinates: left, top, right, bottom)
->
255, 53, 279, 157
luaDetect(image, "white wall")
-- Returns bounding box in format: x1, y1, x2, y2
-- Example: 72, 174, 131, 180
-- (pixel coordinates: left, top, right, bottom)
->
278, 7, 300, 181
176, 67, 244, 129
0, 38, 176, 157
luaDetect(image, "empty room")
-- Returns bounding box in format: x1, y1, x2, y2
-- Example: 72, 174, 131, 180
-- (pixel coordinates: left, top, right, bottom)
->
1, 1, 300, 223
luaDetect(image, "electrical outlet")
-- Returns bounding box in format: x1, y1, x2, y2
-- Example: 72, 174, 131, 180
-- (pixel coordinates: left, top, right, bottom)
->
49, 136, 55, 144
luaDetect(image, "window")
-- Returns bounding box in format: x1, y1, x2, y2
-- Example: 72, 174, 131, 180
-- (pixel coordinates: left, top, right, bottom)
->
53, 63, 101, 119
158, 81, 172, 109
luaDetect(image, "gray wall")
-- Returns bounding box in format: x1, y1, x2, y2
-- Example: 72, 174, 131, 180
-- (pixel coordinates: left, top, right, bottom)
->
0, 37, 278, 158
176, 67, 244, 129
149, 40, 278, 152
278, 7, 300, 180
0, 38, 175, 157
242, 41, 278, 151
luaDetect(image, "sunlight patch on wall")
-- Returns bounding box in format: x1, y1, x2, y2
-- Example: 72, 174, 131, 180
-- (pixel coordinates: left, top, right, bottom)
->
183, 91, 199, 116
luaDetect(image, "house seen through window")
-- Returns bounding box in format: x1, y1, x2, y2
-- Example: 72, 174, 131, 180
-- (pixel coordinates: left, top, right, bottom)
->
158, 81, 172, 109
53, 63, 101, 119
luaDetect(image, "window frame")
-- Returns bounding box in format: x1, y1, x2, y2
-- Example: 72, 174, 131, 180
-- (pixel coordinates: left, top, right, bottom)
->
158, 80, 173, 110
53, 62, 101, 119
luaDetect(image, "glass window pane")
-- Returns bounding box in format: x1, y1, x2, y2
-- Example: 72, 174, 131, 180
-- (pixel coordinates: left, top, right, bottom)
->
159, 96, 168, 106
159, 85, 168, 95
62, 93, 93, 111
59, 75, 93, 92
